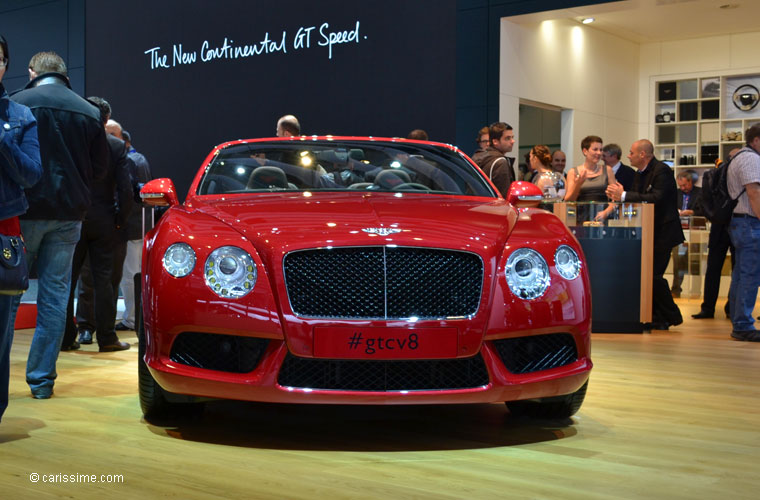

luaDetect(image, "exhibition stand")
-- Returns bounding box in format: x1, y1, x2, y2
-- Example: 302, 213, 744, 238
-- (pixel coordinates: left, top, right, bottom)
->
553, 202, 654, 333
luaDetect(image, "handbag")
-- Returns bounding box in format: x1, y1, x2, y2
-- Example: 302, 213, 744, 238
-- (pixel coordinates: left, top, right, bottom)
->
0, 233, 29, 295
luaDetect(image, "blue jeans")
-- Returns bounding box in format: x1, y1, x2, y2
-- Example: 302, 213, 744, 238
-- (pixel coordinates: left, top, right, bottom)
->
11, 220, 81, 396
728, 216, 760, 332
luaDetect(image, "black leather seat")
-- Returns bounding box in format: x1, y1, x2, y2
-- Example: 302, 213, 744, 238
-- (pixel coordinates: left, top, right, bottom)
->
247, 166, 288, 189
374, 169, 411, 189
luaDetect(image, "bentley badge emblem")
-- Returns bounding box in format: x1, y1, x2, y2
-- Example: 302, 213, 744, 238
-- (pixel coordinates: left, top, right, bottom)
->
362, 227, 402, 236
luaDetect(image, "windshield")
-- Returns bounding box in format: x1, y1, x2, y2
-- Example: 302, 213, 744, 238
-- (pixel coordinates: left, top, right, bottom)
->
197, 140, 496, 197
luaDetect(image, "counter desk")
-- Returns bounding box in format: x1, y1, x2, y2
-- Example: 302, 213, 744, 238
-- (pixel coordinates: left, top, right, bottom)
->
552, 202, 654, 333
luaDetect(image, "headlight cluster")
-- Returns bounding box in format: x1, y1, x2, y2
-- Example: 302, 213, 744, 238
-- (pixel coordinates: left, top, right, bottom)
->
554, 245, 581, 280
506, 248, 550, 300
163, 243, 196, 278
505, 245, 581, 300
204, 246, 256, 298
162, 243, 256, 298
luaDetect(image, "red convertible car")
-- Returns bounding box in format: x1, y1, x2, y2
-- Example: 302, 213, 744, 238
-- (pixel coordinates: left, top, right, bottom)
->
138, 137, 591, 419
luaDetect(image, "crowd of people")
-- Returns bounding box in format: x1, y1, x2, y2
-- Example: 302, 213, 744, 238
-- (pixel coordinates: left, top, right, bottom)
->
0, 40, 151, 421
468, 120, 760, 340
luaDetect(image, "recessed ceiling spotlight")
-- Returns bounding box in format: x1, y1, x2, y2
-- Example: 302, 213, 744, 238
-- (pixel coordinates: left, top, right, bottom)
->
581, 17, 595, 24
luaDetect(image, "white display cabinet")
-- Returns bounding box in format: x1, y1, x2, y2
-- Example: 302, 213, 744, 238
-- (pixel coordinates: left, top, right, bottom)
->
654, 73, 760, 186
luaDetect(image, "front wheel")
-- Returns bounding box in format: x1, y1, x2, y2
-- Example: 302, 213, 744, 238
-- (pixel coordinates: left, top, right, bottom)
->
505, 380, 588, 419
136, 273, 204, 420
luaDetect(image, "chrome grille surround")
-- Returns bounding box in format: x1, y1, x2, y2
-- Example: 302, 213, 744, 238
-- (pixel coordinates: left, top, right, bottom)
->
283, 246, 484, 320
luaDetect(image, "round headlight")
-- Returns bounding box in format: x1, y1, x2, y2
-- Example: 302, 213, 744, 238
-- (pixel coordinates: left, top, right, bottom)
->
163, 243, 196, 278
204, 246, 256, 298
506, 248, 550, 300
555, 245, 581, 280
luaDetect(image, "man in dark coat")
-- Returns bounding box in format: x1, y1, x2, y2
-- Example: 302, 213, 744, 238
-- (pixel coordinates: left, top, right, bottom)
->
61, 96, 133, 352
10, 51, 109, 399
602, 143, 636, 191
606, 139, 685, 330
471, 122, 516, 197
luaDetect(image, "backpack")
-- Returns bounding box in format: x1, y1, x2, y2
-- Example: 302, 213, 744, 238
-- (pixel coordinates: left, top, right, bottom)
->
701, 149, 755, 224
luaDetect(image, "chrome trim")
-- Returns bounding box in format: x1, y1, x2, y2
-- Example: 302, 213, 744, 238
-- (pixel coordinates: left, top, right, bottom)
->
282, 245, 485, 321
361, 227, 402, 236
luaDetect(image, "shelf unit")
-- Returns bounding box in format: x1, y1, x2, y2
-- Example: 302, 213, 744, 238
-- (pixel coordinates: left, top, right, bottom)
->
654, 74, 760, 185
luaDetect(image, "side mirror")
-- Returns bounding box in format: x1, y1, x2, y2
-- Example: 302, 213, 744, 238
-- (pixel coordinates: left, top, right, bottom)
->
507, 181, 543, 208
140, 178, 179, 207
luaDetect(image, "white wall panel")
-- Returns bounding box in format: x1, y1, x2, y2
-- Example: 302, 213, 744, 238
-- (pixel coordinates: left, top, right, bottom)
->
659, 36, 731, 75
500, 18, 640, 167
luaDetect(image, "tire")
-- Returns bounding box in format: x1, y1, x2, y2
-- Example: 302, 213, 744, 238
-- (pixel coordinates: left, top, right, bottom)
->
136, 274, 204, 420
506, 380, 588, 419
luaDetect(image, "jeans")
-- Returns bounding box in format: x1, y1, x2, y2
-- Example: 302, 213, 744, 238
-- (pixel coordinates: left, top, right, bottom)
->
0, 295, 15, 419
728, 216, 760, 332
118, 239, 142, 328
16, 219, 81, 396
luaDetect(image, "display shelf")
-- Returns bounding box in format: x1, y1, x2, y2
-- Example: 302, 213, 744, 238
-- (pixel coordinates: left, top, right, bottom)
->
655, 73, 760, 185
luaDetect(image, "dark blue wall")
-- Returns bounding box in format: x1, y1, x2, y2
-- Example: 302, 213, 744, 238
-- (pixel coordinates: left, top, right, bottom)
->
0, 0, 85, 95
2, 0, 610, 162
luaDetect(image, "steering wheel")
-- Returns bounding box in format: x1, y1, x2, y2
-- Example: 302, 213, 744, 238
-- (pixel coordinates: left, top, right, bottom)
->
392, 182, 431, 192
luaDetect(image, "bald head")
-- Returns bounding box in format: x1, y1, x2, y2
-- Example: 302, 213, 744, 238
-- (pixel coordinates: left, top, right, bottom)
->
105, 119, 123, 139
628, 139, 654, 170
551, 150, 566, 174
276, 114, 300, 137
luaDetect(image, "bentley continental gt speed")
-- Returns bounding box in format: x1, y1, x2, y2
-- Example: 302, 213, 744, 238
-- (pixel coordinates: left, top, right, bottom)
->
138, 137, 591, 420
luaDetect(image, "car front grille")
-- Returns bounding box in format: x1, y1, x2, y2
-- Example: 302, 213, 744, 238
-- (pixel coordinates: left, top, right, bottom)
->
492, 333, 578, 374
277, 354, 490, 391
170, 332, 269, 373
283, 246, 483, 319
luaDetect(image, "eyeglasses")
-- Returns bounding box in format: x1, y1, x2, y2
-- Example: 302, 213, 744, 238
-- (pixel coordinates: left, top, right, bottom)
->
478, 139, 489, 145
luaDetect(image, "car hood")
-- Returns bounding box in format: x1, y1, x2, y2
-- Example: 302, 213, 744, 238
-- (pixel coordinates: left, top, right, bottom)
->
191, 192, 517, 262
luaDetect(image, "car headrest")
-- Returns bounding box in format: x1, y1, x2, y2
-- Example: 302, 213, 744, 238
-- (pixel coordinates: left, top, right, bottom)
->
248, 166, 288, 189
349, 149, 365, 161
315, 149, 348, 164
374, 169, 411, 189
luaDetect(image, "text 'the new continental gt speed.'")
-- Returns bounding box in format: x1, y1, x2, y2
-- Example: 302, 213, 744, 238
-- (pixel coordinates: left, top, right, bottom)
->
138, 137, 591, 420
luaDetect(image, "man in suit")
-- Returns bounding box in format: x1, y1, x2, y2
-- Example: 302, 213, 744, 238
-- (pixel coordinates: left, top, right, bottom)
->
602, 143, 636, 191
606, 139, 685, 330
61, 96, 133, 352
670, 169, 704, 297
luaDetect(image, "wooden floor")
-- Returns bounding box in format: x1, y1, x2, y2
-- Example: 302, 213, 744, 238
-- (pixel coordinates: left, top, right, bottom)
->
1, 298, 759, 499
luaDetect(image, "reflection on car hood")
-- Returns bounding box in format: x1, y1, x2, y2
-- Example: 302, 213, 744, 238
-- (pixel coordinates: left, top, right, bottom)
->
193, 192, 516, 263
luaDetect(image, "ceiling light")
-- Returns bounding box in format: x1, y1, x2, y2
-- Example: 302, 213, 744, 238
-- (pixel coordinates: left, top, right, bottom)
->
581, 17, 595, 24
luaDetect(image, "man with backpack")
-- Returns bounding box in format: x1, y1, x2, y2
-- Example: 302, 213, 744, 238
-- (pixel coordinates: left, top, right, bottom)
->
692, 149, 741, 320
726, 124, 760, 342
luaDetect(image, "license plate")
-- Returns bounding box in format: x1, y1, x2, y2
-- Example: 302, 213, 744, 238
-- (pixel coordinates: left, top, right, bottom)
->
313, 327, 458, 359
